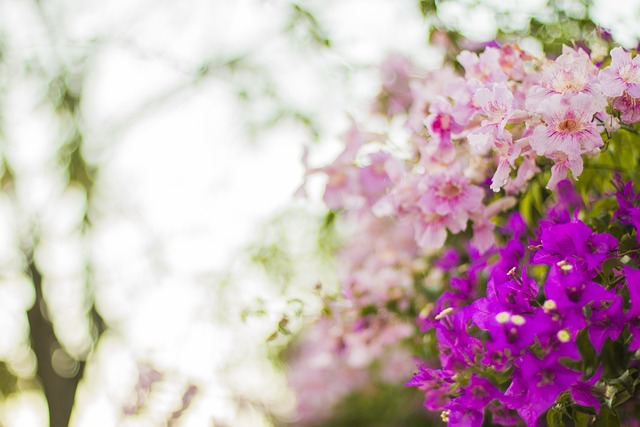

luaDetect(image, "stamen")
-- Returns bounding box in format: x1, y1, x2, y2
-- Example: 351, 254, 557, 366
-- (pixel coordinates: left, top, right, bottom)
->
511, 315, 526, 326
557, 329, 571, 343
496, 312, 511, 324
543, 300, 557, 312
435, 307, 454, 320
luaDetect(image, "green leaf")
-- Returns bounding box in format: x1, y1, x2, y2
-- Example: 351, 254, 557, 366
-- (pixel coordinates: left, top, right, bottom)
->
576, 329, 599, 378
546, 407, 564, 427
593, 408, 620, 427
620, 233, 638, 253
572, 409, 590, 427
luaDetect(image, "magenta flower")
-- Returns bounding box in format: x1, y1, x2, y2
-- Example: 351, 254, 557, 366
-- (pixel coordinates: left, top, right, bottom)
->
599, 47, 640, 98
587, 295, 626, 353
533, 219, 617, 273
504, 351, 581, 426
406, 366, 454, 411
624, 266, 640, 351
445, 375, 501, 426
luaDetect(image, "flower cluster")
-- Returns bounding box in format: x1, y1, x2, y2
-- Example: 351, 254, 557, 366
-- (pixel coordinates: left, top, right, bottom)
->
292, 42, 640, 426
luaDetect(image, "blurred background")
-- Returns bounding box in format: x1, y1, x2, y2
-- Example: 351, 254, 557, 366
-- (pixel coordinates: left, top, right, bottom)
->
0, 0, 639, 426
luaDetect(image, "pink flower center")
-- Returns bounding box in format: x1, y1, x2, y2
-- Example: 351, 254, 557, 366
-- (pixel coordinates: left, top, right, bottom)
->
437, 181, 462, 199
557, 119, 580, 133
328, 171, 347, 186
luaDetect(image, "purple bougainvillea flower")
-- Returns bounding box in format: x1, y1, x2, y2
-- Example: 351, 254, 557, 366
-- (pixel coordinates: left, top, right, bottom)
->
483, 311, 537, 362
544, 263, 615, 313
624, 266, 640, 350
533, 219, 617, 273
445, 375, 502, 426
571, 367, 602, 412
504, 351, 581, 426
406, 366, 454, 411
435, 310, 482, 370
588, 295, 626, 353
435, 248, 461, 272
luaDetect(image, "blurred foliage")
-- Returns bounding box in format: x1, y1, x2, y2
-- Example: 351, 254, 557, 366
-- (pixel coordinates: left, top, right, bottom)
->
307, 383, 438, 427
421, 0, 605, 58
0, 363, 18, 397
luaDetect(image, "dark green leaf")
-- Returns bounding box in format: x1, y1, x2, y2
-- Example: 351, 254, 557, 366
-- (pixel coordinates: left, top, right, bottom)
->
572, 408, 590, 427
576, 329, 598, 377
546, 407, 564, 427
593, 408, 620, 427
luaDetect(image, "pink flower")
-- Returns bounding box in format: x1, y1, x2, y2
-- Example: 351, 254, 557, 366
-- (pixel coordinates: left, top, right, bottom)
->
473, 83, 515, 131
457, 48, 508, 83
504, 151, 540, 195
418, 174, 484, 217
599, 46, 640, 98
406, 67, 459, 132
527, 46, 604, 112
413, 212, 463, 249
450, 78, 484, 127
530, 93, 602, 158
546, 151, 584, 190
471, 197, 516, 252
374, 54, 416, 116
490, 131, 522, 192
424, 97, 463, 163
612, 92, 640, 123
413, 174, 484, 249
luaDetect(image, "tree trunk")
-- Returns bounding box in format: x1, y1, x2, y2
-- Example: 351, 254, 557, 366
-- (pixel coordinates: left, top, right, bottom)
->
26, 259, 85, 427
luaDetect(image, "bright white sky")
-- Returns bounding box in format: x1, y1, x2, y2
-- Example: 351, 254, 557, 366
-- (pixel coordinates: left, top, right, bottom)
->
0, 0, 639, 425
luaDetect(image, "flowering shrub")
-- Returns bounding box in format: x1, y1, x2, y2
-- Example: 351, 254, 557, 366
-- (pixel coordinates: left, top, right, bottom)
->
294, 41, 640, 426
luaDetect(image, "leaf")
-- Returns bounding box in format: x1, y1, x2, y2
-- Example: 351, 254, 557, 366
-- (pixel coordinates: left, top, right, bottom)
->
620, 233, 638, 253
576, 329, 599, 377
572, 408, 590, 427
546, 407, 564, 427
593, 408, 620, 427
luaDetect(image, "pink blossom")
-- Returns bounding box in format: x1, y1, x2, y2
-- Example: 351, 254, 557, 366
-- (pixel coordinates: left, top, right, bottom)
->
490, 131, 522, 192
612, 92, 640, 123
599, 46, 640, 98
413, 212, 462, 249
412, 174, 484, 249
471, 197, 516, 252
504, 152, 540, 195
374, 54, 416, 116
457, 48, 508, 83
357, 152, 393, 206
472, 83, 515, 131
497, 44, 529, 81
406, 67, 460, 132
546, 151, 584, 190
418, 174, 484, 217
527, 46, 604, 112
530, 93, 602, 158
424, 97, 463, 163
450, 78, 484, 126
